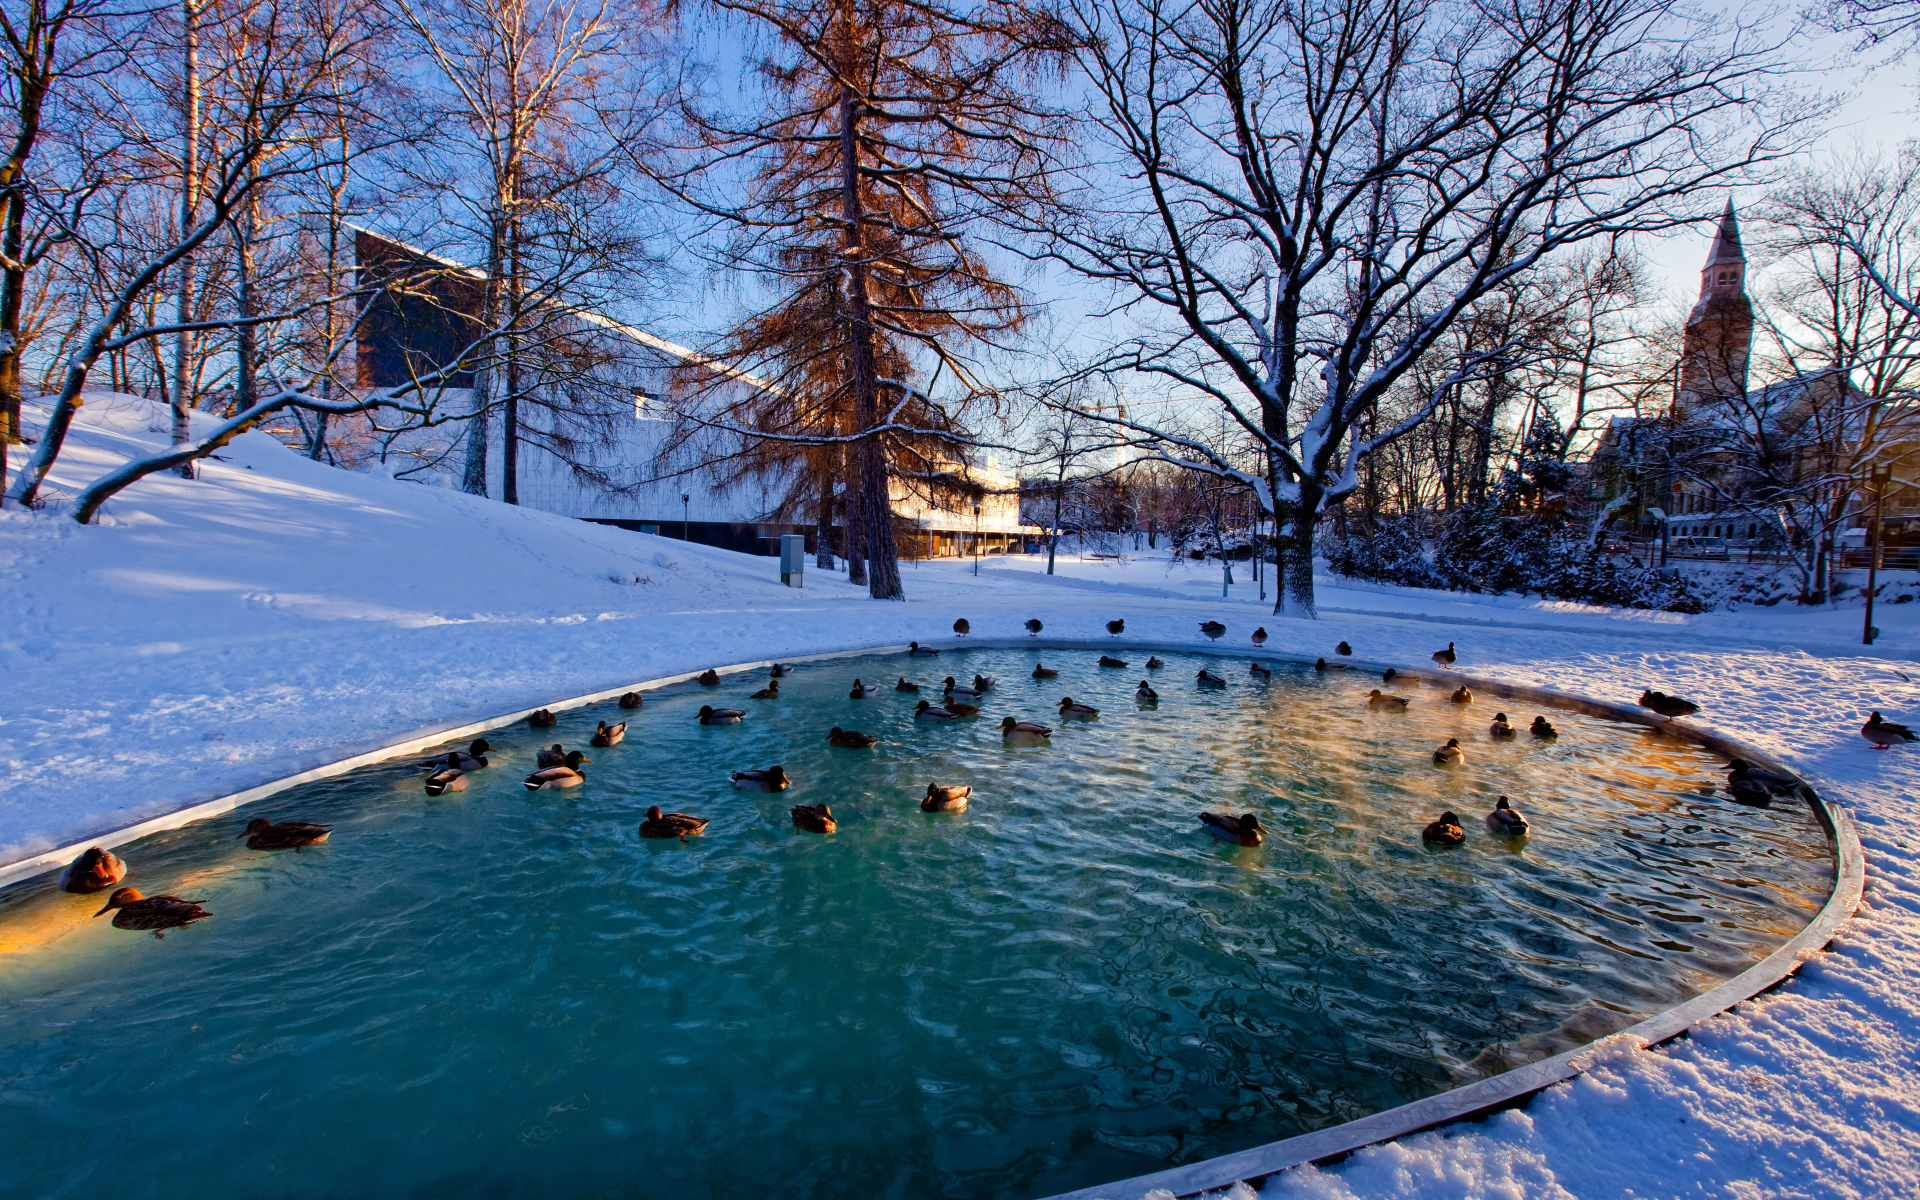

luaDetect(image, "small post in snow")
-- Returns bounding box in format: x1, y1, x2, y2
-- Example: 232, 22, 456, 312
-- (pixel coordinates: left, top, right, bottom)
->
781, 534, 806, 588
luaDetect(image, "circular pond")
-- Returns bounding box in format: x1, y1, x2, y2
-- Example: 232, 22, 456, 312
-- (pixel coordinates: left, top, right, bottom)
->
0, 648, 1828, 1199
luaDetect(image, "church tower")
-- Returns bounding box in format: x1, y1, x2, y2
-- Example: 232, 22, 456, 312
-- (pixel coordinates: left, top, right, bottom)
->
1677, 200, 1752, 410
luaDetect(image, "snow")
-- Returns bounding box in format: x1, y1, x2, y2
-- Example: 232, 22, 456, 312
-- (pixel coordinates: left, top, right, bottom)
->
6, 396, 1920, 1196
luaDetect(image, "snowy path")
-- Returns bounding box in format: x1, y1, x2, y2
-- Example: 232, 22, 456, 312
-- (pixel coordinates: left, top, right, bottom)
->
4, 395, 1919, 1196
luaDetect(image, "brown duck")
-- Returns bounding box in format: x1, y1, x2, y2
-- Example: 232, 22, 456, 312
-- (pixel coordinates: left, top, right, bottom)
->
94, 888, 210, 938
639, 806, 709, 840
239, 818, 332, 850
1422, 812, 1466, 846
790, 804, 837, 834
528, 708, 558, 728
61, 847, 127, 894
922, 784, 972, 812
828, 726, 879, 748
618, 691, 644, 709
590, 720, 627, 747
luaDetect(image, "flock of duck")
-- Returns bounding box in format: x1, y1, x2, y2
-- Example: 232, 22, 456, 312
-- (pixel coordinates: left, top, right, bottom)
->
50, 614, 1896, 939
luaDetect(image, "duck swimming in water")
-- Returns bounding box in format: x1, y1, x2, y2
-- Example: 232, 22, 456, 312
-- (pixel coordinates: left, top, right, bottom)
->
698, 705, 745, 726
1367, 689, 1410, 710
523, 751, 590, 790
1450, 686, 1473, 704
896, 677, 921, 692
749, 681, 781, 700
942, 676, 985, 699
1000, 717, 1052, 744
424, 764, 468, 796
1145, 656, 1165, 669
922, 784, 971, 812
1196, 669, 1227, 688
1249, 661, 1272, 679
1433, 738, 1465, 766
909, 642, 940, 656
1725, 758, 1799, 796
731, 765, 792, 792
972, 674, 996, 691
1031, 663, 1059, 679
1099, 655, 1128, 668
697, 669, 722, 686
528, 708, 558, 728
790, 804, 837, 833
1198, 811, 1264, 847
1422, 812, 1466, 846
240, 818, 332, 850
591, 720, 627, 747
1315, 658, 1348, 670
1489, 712, 1517, 738
849, 679, 879, 698
1135, 681, 1159, 703
915, 700, 963, 722
639, 806, 708, 840
619, 692, 644, 709
60, 847, 127, 894
94, 888, 210, 938
828, 726, 878, 748
425, 738, 495, 770
1058, 697, 1100, 719
1530, 716, 1559, 739
1484, 797, 1528, 835
770, 663, 796, 678
536, 744, 567, 769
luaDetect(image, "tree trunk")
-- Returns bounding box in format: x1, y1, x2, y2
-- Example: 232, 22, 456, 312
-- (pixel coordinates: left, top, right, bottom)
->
171, 0, 202, 478
845, 451, 867, 586
462, 214, 506, 497
1275, 501, 1318, 617
0, 38, 47, 503
501, 216, 522, 505
838, 84, 902, 600
815, 465, 836, 569
234, 201, 256, 415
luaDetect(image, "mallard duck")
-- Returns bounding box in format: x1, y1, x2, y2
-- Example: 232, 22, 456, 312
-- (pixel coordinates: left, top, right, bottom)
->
943, 699, 981, 717
770, 663, 796, 677
1433, 738, 1465, 766
942, 677, 985, 699
528, 708, 558, 728
591, 720, 627, 747
1450, 685, 1473, 705
1382, 667, 1397, 683
639, 806, 708, 839
619, 691, 644, 709
1315, 657, 1349, 670
750, 682, 781, 700
424, 765, 468, 796
93, 888, 209, 938
922, 784, 971, 812
1489, 712, 1517, 738
1422, 812, 1466, 845
908, 642, 940, 656
1058, 696, 1100, 718
60, 847, 127, 894
1196, 669, 1227, 688
849, 680, 879, 698
1725, 758, 1798, 795
523, 751, 590, 789
1433, 641, 1457, 668
425, 738, 495, 770
239, 818, 332, 850
1198, 811, 1264, 847
1530, 716, 1559, 739
1200, 620, 1226, 640
1135, 681, 1159, 702
1026, 618, 1044, 636
1252, 627, 1268, 646
1863, 710, 1918, 748
1107, 619, 1125, 637
536, 743, 567, 769
1485, 796, 1529, 835
895, 677, 921, 692
697, 705, 745, 726
790, 803, 837, 833
731, 765, 791, 792
1031, 664, 1058, 679
697, 669, 722, 686
953, 618, 971, 637
1099, 655, 1128, 668
1367, 689, 1410, 710
1000, 716, 1052, 744
1250, 661, 1271, 679
1336, 641, 1352, 656
971, 674, 997, 692
1145, 656, 1165, 669
1728, 774, 1773, 807
915, 700, 962, 721
1638, 689, 1700, 720
828, 726, 878, 748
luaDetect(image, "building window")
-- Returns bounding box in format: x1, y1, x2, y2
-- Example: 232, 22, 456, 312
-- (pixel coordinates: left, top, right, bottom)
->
633, 390, 662, 420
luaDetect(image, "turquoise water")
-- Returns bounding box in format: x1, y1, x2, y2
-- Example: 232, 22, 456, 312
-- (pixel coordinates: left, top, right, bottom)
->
0, 649, 1828, 1199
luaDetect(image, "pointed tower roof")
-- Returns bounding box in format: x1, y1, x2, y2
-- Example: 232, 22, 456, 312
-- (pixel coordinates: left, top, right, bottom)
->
1704, 200, 1744, 267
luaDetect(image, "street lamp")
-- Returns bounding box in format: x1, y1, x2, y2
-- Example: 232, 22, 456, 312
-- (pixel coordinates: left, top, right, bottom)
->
1866, 463, 1895, 645
1664, 480, 1684, 567
682, 492, 691, 544
973, 502, 983, 576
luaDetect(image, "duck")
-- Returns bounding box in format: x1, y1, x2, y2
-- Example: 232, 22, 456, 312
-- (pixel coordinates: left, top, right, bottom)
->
1058, 696, 1100, 718
1000, 717, 1052, 744
953, 618, 971, 637
770, 663, 796, 677
1031, 664, 1059, 679
828, 726, 879, 748
536, 743, 567, 769
1026, 618, 1044, 636
849, 679, 879, 698
1135, 681, 1159, 703
1450, 685, 1473, 705
590, 720, 627, 747
1196, 669, 1227, 688
93, 888, 210, 938
1249, 661, 1271, 679
1433, 641, 1457, 668
523, 751, 590, 790
942, 698, 981, 717
1200, 620, 1227, 640
639, 806, 708, 840
1252, 627, 1268, 646
909, 642, 940, 656
1367, 689, 1410, 710
1433, 738, 1466, 766
731, 765, 792, 792
1485, 797, 1529, 835
1198, 811, 1264, 847
971, 674, 997, 692
1489, 712, 1517, 738
790, 803, 837, 833
1530, 715, 1559, 740
697, 669, 722, 686
528, 708, 558, 728
1863, 710, 1918, 749
1638, 689, 1701, 720
942, 676, 985, 699
895, 677, 921, 692
1315, 657, 1348, 670
424, 765, 468, 796
1422, 812, 1466, 846
915, 700, 963, 722
1725, 758, 1799, 796
1098, 655, 1128, 668
239, 818, 332, 850
1382, 667, 1397, 683
1336, 641, 1352, 656
922, 784, 972, 812
749, 682, 781, 700
60, 847, 128, 894
697, 705, 745, 726
1728, 774, 1774, 807
425, 738, 495, 770
618, 691, 645, 709
1107, 619, 1125, 637
1145, 656, 1165, 669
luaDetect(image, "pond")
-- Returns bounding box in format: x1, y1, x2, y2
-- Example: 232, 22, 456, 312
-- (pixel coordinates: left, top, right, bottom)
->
0, 648, 1829, 1200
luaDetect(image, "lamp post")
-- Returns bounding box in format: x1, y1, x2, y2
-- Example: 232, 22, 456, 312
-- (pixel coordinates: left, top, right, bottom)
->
973, 502, 982, 576
1664, 480, 1683, 567
1866, 464, 1894, 645
682, 493, 690, 544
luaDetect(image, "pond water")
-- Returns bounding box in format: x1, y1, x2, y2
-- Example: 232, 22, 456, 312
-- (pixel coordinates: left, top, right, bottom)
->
0, 648, 1829, 1200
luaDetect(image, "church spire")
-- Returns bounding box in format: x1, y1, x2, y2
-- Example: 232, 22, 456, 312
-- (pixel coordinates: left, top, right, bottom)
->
1699, 200, 1745, 298
1680, 198, 1752, 407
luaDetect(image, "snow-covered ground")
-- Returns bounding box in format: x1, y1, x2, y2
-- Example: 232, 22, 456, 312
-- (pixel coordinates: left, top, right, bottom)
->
5, 394, 1920, 1197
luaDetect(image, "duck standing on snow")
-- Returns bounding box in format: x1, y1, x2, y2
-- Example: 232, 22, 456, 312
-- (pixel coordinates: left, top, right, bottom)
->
1000, 716, 1052, 744
1145, 656, 1165, 669
922, 784, 971, 812
1422, 812, 1466, 846
1485, 797, 1529, 835
697, 669, 722, 686
732, 765, 792, 792
240, 818, 333, 850
953, 618, 971, 638
619, 691, 644, 709
1108, 619, 1125, 637
1099, 655, 1128, 668
790, 804, 837, 833
424, 764, 468, 796
1252, 627, 1268, 647
896, 677, 921, 692
1433, 738, 1465, 766
1135, 681, 1159, 703
909, 642, 940, 656
1198, 811, 1264, 847
1250, 662, 1271, 679
849, 679, 879, 698
93, 889, 210, 938
60, 847, 127, 894
528, 708, 558, 728
1196, 669, 1227, 688
1450, 686, 1473, 705
426, 739, 495, 770
1489, 712, 1517, 738
1200, 621, 1226, 641
828, 726, 879, 748
1336, 641, 1352, 656
1032, 663, 1059, 679
524, 751, 590, 790
1058, 696, 1100, 719
698, 705, 746, 726
750, 681, 781, 700
1862, 711, 1918, 749
1433, 642, 1457, 668
1638, 689, 1701, 720
1530, 716, 1559, 740
639, 806, 708, 840
1367, 689, 1410, 710
1026, 619, 1044, 636
591, 720, 627, 747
